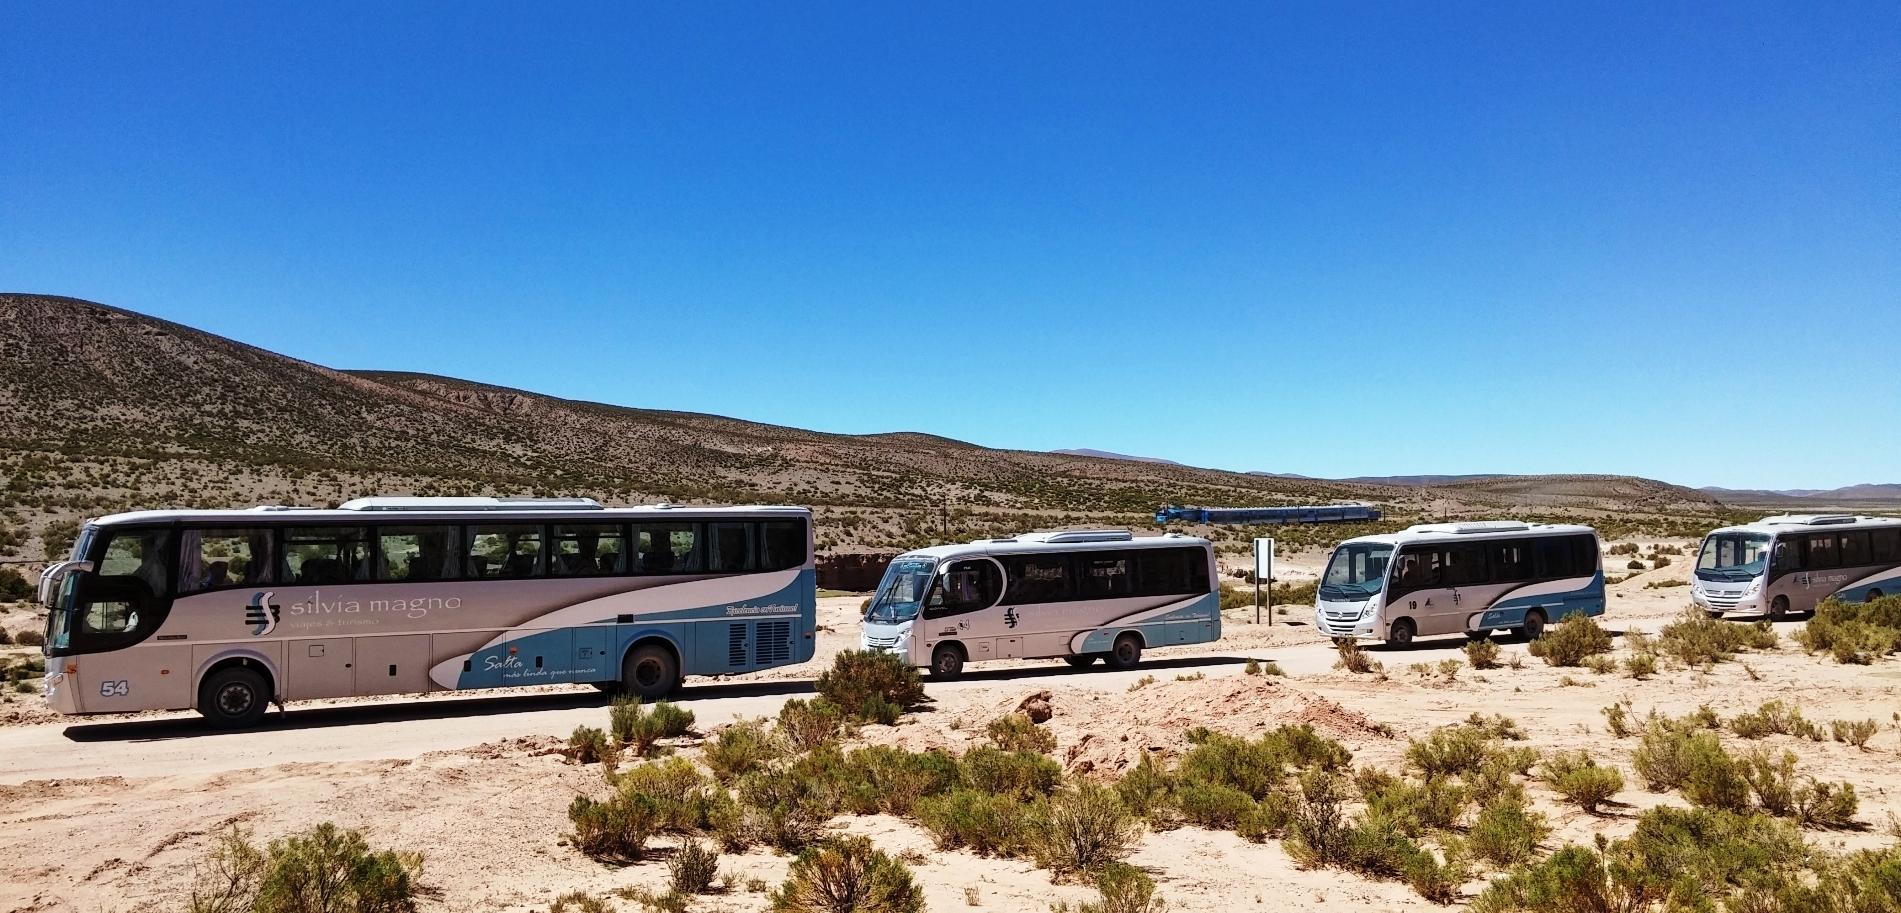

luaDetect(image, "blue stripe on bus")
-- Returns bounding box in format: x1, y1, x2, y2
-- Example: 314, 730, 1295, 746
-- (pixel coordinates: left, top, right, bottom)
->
1473, 573, 1607, 630
1073, 591, 1221, 654
1834, 574, 1901, 604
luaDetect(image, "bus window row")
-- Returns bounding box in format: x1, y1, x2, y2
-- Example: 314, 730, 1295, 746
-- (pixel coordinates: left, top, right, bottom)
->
1388, 534, 1598, 601
87, 519, 809, 597
1770, 528, 1901, 575
925, 547, 1212, 618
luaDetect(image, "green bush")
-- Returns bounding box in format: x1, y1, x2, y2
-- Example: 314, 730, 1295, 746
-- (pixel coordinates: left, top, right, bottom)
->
668, 840, 720, 896
1657, 609, 1777, 666
568, 792, 660, 861
1469, 795, 1549, 867
704, 719, 784, 783
1526, 614, 1611, 667
613, 757, 716, 834
769, 836, 925, 913
987, 713, 1057, 753
915, 789, 1028, 855
1026, 783, 1143, 881
738, 765, 837, 851
1174, 781, 1256, 830
960, 746, 1062, 800
649, 701, 695, 738
815, 650, 926, 722
568, 725, 616, 766
1538, 752, 1622, 814
1050, 862, 1165, 913
844, 745, 961, 816
1795, 595, 1901, 663
1728, 700, 1823, 741
1357, 771, 1468, 837
1623, 653, 1657, 679
778, 697, 848, 751
1114, 753, 1175, 819
610, 695, 644, 744
1406, 725, 1491, 779
1464, 637, 1501, 669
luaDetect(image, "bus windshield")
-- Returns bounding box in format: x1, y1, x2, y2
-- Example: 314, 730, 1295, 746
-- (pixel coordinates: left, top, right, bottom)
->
1321, 543, 1393, 600
865, 558, 936, 623
1697, 533, 1771, 581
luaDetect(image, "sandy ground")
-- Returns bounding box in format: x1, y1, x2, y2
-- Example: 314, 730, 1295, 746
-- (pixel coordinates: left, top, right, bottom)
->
6, 551, 1901, 912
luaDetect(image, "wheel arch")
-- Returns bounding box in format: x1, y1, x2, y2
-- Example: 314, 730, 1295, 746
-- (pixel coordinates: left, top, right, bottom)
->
194, 651, 280, 707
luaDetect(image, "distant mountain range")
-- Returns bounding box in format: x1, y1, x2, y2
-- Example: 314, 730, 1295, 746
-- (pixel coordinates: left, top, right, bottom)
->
1051, 449, 1183, 466
1699, 484, 1901, 505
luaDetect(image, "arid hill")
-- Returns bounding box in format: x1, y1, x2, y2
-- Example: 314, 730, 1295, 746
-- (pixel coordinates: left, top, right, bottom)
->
0, 293, 1739, 560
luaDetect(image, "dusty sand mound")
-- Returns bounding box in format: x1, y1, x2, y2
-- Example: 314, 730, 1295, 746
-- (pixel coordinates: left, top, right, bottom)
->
863, 675, 1393, 778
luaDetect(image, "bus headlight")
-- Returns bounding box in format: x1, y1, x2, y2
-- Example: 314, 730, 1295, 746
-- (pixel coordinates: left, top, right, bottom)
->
1745, 579, 1761, 595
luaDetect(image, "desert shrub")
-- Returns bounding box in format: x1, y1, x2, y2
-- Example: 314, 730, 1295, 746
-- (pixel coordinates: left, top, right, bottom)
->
1357, 771, 1468, 837
1050, 862, 1166, 913
1470, 794, 1549, 867
1333, 640, 1382, 674
1729, 700, 1822, 741
1608, 542, 1640, 556
1831, 718, 1878, 749
1680, 735, 1752, 813
845, 746, 961, 816
1026, 783, 1143, 880
1463, 713, 1526, 741
1464, 638, 1501, 669
1795, 595, 1901, 663
1526, 614, 1611, 667
569, 793, 661, 861
1406, 725, 1491, 779
987, 713, 1057, 753
1173, 781, 1256, 830
1795, 779, 1860, 830
1602, 703, 1635, 739
1126, 675, 1155, 692
649, 702, 695, 738
568, 725, 617, 766
1631, 721, 1720, 792
814, 650, 926, 722
231, 823, 422, 913
1242, 658, 1261, 675
14, 629, 43, 647
0, 628, 11, 645
704, 719, 784, 783
1538, 752, 1622, 814
1623, 653, 1657, 679
915, 789, 1028, 855
1626, 559, 1647, 571
610, 695, 644, 744
738, 765, 838, 851
1583, 654, 1616, 674
778, 698, 849, 751
1257, 660, 1285, 676
669, 840, 721, 895
961, 746, 1062, 800
1114, 753, 1175, 819
610, 697, 681, 755
548, 892, 614, 913
1175, 727, 1346, 802
769, 836, 925, 913
0, 568, 31, 601
1285, 769, 1350, 865
1658, 609, 1777, 666
614, 757, 716, 833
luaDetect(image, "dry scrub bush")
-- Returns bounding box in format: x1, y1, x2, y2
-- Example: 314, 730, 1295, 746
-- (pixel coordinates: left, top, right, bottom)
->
768, 836, 925, 913
916, 789, 1027, 856
1469, 795, 1549, 868
1527, 614, 1612, 667
189, 823, 423, 913
704, 719, 785, 783
1027, 783, 1143, 881
668, 840, 721, 895
1538, 752, 1623, 814
815, 650, 926, 723
610, 697, 695, 756
778, 698, 849, 751
548, 892, 613, 913
568, 793, 661, 861
1657, 610, 1777, 666
1464, 638, 1501, 669
1728, 700, 1823, 741
567, 725, 617, 766
739, 765, 839, 851
1832, 718, 1878, 749
1333, 640, 1382, 674
1050, 862, 1166, 913
1796, 596, 1901, 664
987, 713, 1056, 753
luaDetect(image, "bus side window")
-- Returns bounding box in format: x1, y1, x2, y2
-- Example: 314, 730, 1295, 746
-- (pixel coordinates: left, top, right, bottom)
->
1077, 554, 1132, 599
707, 523, 756, 573
1491, 540, 1531, 583
1872, 529, 1901, 564
283, 527, 371, 584
1840, 532, 1870, 568
1004, 555, 1072, 604
180, 528, 276, 593
759, 520, 807, 572
925, 560, 1001, 617
1804, 534, 1839, 570
1771, 540, 1799, 574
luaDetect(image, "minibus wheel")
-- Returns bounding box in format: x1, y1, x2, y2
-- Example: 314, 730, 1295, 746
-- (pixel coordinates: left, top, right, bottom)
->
930, 644, 966, 679
1768, 596, 1789, 620
1518, 610, 1547, 642
622, 643, 679, 700
199, 666, 270, 728
1869, 590, 1884, 603
1104, 634, 1143, 670
1464, 630, 1492, 642
1386, 618, 1416, 647
1063, 655, 1098, 669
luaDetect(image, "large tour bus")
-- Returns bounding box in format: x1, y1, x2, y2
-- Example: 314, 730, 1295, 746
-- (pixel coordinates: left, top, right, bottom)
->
1693, 515, 1901, 619
35, 497, 816, 726
1316, 521, 1604, 645
859, 530, 1218, 677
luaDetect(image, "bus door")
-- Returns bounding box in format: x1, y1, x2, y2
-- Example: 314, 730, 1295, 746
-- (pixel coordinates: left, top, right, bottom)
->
1388, 546, 1452, 635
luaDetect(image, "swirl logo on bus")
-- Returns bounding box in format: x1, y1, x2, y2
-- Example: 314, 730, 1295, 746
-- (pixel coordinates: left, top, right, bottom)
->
246, 591, 281, 637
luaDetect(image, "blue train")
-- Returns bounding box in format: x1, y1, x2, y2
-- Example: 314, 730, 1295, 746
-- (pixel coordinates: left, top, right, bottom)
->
1153, 504, 1383, 525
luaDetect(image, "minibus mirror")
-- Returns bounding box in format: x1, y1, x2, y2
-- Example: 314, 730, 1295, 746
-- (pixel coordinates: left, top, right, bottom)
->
37, 560, 91, 607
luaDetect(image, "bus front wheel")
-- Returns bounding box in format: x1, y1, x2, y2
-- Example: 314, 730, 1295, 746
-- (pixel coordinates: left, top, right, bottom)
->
1768, 596, 1789, 621
1063, 655, 1098, 669
1105, 634, 1143, 671
1386, 618, 1416, 647
930, 644, 966, 680
622, 643, 679, 701
199, 666, 270, 728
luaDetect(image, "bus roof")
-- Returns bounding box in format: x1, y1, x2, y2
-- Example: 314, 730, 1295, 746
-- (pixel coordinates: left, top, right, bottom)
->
1705, 515, 1901, 537
1334, 520, 1597, 548
86, 498, 811, 528
896, 530, 1211, 561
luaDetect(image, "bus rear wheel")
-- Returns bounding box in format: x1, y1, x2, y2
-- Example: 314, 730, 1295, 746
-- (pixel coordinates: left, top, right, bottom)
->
1063, 655, 1098, 669
1517, 610, 1547, 642
199, 666, 270, 728
622, 643, 679, 701
1104, 634, 1143, 671
1866, 590, 1883, 603
1465, 630, 1492, 642
930, 644, 966, 680
1387, 618, 1416, 647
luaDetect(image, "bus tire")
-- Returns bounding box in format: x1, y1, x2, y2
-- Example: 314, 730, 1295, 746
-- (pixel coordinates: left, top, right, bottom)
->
930, 643, 966, 680
1517, 610, 1547, 642
1866, 590, 1883, 603
622, 643, 679, 701
199, 666, 270, 728
1465, 630, 1491, 642
1387, 618, 1416, 647
1769, 596, 1789, 621
1105, 634, 1143, 671
1706, 610, 1724, 620
1063, 655, 1098, 669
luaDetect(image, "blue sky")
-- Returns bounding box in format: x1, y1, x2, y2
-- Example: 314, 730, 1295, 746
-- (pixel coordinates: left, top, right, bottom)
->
3, 3, 1896, 490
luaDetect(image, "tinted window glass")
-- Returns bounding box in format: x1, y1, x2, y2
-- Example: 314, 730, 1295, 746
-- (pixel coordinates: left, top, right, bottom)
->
1840, 532, 1871, 567
926, 559, 1003, 617
1077, 554, 1133, 599
1804, 534, 1839, 569
1772, 538, 1801, 574
1004, 555, 1073, 604
95, 527, 174, 600
551, 523, 625, 576
635, 523, 701, 574
708, 522, 756, 573
1490, 540, 1531, 583
1532, 537, 1575, 579
284, 527, 370, 584
760, 520, 807, 572
181, 528, 275, 592
1392, 547, 1443, 594
1444, 544, 1488, 586
468, 525, 544, 579
378, 526, 461, 581
1573, 535, 1600, 575
1134, 549, 1189, 596
1872, 529, 1901, 564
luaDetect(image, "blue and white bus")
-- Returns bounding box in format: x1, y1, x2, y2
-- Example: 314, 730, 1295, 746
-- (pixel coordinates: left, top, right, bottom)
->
1693, 515, 1901, 619
35, 497, 816, 726
1315, 521, 1604, 645
858, 530, 1218, 677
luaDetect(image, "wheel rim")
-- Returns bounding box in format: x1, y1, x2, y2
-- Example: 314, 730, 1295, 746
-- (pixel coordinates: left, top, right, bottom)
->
634, 659, 664, 688
1526, 616, 1544, 638
1394, 623, 1412, 644
936, 651, 958, 674
1116, 641, 1137, 662
216, 682, 254, 717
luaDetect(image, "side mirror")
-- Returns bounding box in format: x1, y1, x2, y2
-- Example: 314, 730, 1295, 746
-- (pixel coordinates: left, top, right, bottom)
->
37, 560, 93, 607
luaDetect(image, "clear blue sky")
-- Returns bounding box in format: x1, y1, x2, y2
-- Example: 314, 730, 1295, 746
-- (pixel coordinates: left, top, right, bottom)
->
3, 3, 1896, 490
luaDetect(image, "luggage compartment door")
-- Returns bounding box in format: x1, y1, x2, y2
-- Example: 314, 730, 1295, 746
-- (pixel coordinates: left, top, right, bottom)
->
354, 634, 431, 696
